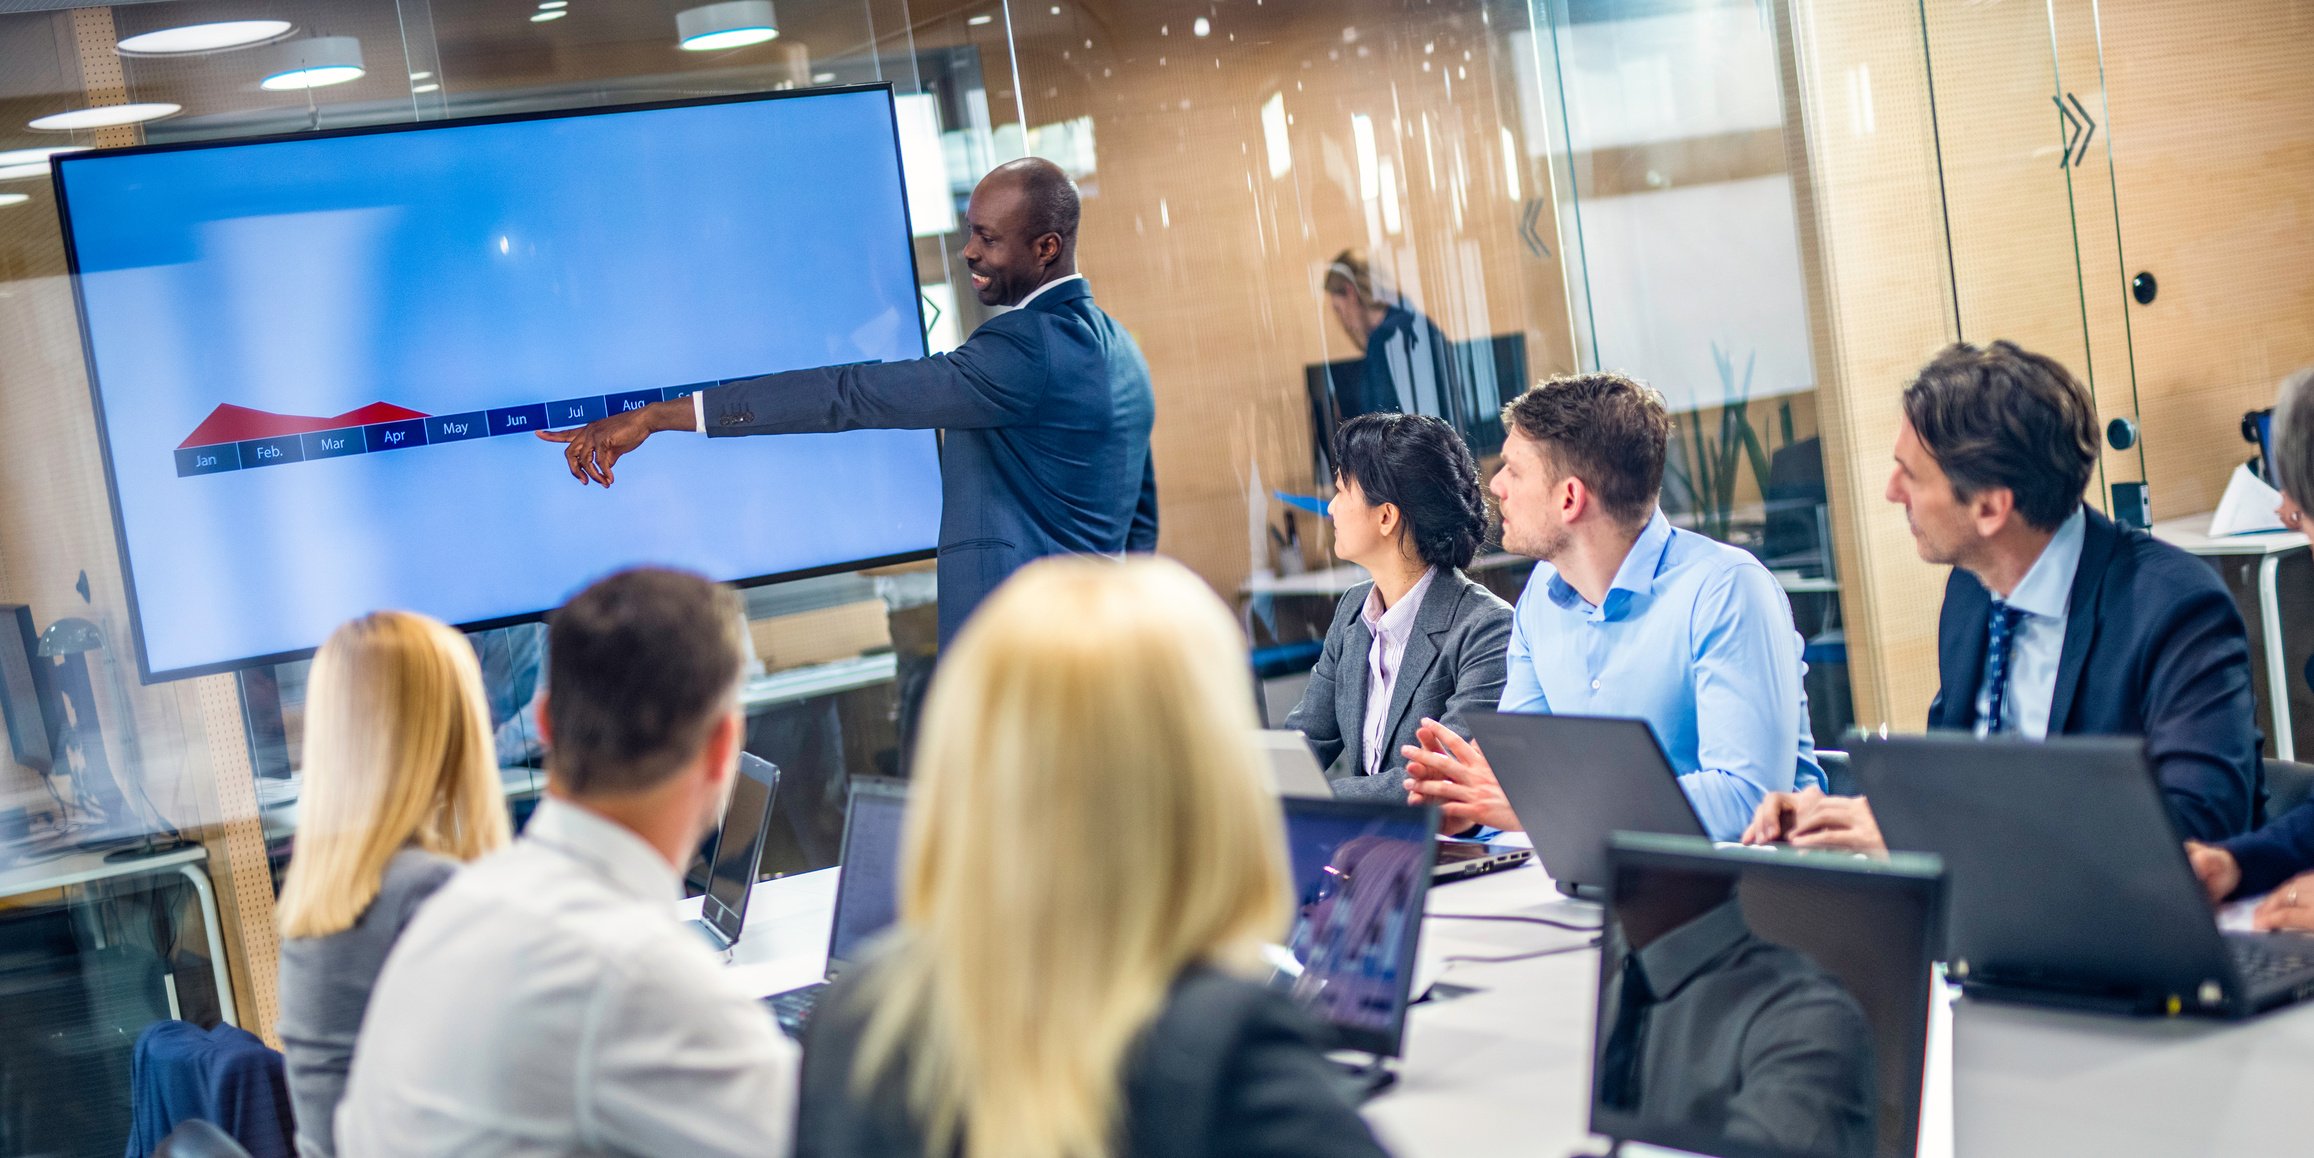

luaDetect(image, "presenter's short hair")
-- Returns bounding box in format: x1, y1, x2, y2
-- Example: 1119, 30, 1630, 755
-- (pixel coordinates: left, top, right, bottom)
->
2272, 367, 2314, 512
546, 568, 745, 796
1502, 372, 1670, 526
1901, 341, 2098, 532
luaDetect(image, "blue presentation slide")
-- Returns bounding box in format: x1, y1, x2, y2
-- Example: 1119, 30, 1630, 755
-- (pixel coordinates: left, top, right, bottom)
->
56, 89, 943, 681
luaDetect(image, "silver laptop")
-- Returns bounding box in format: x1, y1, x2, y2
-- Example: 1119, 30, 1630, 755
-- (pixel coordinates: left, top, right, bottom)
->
1260, 729, 1335, 798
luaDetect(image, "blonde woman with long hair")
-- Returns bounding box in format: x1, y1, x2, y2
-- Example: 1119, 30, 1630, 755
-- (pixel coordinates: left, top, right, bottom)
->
274, 611, 509, 1158
795, 557, 1391, 1158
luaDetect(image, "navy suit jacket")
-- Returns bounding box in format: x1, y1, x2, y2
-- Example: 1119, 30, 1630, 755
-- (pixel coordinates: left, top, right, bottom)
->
1926, 506, 2263, 842
700, 279, 1157, 644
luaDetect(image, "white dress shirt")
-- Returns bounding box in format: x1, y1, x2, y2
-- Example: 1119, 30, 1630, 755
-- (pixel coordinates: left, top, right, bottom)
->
691, 273, 1089, 432
1359, 567, 1436, 776
337, 797, 798, 1158
1972, 506, 2087, 739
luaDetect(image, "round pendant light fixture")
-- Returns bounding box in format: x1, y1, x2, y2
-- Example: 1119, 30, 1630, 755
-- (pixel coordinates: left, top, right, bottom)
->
28, 103, 182, 132
678, 1, 778, 51
260, 36, 366, 91
116, 20, 294, 57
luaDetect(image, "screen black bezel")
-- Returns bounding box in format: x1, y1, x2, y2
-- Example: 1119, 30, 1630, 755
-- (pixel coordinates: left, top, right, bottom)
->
1591, 833, 1946, 1158
50, 83, 937, 684
1278, 795, 1441, 1058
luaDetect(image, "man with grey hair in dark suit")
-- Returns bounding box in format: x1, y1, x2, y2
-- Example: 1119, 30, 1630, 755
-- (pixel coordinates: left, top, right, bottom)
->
542, 157, 1156, 647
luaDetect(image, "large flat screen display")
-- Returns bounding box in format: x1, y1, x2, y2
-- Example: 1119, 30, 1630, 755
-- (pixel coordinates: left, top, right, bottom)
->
54, 87, 942, 682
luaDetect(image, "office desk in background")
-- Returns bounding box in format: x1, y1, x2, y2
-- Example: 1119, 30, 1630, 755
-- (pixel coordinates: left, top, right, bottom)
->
2150, 514, 2309, 761
0, 844, 235, 1026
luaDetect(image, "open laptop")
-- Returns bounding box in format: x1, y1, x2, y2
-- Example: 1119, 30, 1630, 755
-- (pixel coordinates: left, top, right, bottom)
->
1595, 833, 1944, 1158
686, 753, 780, 953
1266, 728, 1530, 880
1260, 729, 1334, 798
1466, 711, 1705, 896
763, 777, 908, 1039
1852, 733, 2314, 1018
1272, 795, 1439, 1099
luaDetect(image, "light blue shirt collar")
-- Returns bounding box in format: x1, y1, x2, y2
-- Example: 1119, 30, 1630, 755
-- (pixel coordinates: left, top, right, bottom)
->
1545, 508, 1673, 620
1998, 505, 2086, 621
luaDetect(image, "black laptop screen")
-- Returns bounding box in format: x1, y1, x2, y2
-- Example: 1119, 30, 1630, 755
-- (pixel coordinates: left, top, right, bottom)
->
1592, 836, 1942, 1158
1275, 797, 1438, 1057
827, 784, 907, 968
700, 756, 777, 942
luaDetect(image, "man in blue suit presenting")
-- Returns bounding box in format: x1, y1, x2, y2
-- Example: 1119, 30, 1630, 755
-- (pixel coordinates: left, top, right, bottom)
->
542, 158, 1157, 645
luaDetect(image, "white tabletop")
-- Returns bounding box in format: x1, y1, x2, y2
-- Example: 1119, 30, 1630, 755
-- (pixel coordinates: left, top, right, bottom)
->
0, 842, 206, 901
687, 861, 1949, 1157
2149, 512, 2309, 557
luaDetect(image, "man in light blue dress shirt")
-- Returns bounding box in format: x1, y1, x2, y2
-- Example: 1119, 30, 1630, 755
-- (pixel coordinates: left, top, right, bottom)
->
1404, 373, 1822, 841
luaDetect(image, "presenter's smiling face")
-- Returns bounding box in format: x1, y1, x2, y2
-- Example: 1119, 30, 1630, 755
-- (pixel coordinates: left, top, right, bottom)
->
960, 181, 1051, 307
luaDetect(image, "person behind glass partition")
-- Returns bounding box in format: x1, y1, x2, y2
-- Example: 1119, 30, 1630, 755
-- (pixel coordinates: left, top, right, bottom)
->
1284, 411, 1509, 804
1597, 864, 1876, 1158
1323, 247, 1459, 421
274, 611, 512, 1158
795, 557, 1390, 1158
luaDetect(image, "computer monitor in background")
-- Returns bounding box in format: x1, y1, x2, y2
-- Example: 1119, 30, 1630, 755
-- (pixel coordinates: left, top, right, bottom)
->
695, 754, 781, 951
1275, 796, 1439, 1059
1594, 833, 1944, 1158
1304, 333, 1528, 486
0, 605, 53, 774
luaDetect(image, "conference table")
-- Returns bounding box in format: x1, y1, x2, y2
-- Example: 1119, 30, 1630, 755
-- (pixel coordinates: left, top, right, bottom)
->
682, 858, 2314, 1157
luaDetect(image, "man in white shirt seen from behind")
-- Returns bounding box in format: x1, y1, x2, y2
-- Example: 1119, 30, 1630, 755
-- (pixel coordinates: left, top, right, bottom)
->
339, 568, 797, 1157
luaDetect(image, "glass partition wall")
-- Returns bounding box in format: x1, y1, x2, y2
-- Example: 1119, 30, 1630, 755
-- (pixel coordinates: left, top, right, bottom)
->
0, 1, 1872, 1150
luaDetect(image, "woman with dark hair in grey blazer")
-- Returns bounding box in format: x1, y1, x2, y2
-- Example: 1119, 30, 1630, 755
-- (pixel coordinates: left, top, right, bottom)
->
1286, 412, 1512, 804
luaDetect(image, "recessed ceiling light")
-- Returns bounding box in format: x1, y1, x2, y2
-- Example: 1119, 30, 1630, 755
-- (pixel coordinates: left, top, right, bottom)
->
409, 70, 434, 81
531, 10, 567, 21
677, 1, 778, 50
968, 13, 993, 25
0, 146, 90, 167
539, 1, 569, 8
28, 103, 182, 132
811, 71, 835, 83
0, 163, 52, 181
0, 193, 29, 208
260, 36, 365, 91
412, 83, 441, 94
116, 20, 294, 57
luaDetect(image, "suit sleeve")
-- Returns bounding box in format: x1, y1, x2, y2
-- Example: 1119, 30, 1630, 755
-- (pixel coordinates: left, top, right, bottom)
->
1128, 453, 1159, 551
2222, 801, 2314, 898
1209, 1000, 1391, 1158
700, 317, 1050, 435
1284, 590, 1360, 775
2140, 581, 2260, 842
1724, 983, 1878, 1158
1435, 604, 1513, 741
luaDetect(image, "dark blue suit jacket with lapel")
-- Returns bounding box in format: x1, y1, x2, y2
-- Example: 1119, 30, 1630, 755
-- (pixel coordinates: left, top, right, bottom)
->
699, 278, 1157, 645
1926, 505, 2263, 842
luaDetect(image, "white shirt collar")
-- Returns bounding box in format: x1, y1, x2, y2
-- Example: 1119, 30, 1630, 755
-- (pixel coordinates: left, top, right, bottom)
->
1360, 566, 1437, 641
521, 795, 683, 905
2002, 505, 2087, 620
1010, 273, 1086, 311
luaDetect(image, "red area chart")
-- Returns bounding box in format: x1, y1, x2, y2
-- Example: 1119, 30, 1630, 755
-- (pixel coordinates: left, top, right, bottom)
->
178, 402, 432, 450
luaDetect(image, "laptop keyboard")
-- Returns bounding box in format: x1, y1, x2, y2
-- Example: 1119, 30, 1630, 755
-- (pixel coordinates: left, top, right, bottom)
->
2230, 936, 2314, 987
764, 982, 827, 1040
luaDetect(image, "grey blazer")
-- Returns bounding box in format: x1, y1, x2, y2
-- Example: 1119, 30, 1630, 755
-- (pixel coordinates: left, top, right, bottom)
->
1284, 568, 1513, 803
